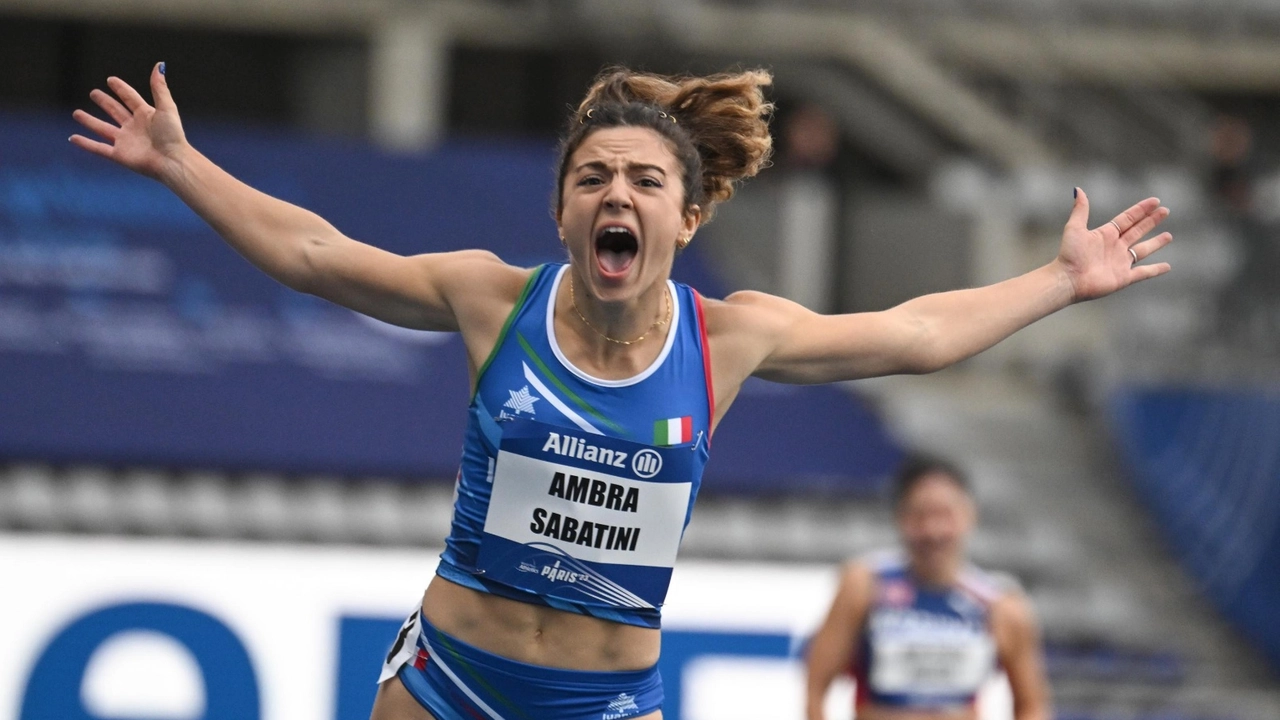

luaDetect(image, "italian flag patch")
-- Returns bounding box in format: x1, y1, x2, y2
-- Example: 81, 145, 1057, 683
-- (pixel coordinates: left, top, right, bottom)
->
653, 416, 693, 446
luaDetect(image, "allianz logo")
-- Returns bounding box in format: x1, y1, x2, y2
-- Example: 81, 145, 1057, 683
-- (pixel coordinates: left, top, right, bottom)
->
540, 430, 624, 471
541, 432, 663, 479
542, 432, 627, 470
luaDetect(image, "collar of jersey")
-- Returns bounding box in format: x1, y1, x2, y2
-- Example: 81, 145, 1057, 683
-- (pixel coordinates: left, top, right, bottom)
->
546, 264, 680, 388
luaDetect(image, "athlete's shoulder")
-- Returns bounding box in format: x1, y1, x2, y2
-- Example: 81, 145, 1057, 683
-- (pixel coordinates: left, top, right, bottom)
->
959, 563, 1022, 604
703, 289, 802, 326
434, 250, 532, 291
835, 550, 900, 595
858, 548, 908, 575
423, 252, 537, 341
696, 290, 801, 378
440, 253, 538, 308
988, 584, 1040, 643
826, 559, 876, 617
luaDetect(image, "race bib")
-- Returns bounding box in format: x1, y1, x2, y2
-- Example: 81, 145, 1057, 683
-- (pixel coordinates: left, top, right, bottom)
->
476, 418, 697, 609
869, 634, 996, 695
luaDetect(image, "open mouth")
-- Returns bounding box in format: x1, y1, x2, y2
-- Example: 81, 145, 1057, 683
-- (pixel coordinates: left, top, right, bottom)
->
595, 225, 638, 277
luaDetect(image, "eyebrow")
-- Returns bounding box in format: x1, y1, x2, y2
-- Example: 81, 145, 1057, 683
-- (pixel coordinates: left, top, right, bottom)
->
573, 161, 668, 176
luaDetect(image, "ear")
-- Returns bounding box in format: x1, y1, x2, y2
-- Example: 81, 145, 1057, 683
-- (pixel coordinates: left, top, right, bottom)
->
683, 204, 702, 237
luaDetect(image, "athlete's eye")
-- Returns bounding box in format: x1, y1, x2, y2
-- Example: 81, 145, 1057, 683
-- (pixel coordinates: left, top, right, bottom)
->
637, 177, 663, 188
577, 175, 604, 186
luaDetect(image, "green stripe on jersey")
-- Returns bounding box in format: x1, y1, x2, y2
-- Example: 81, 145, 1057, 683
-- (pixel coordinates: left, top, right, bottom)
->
516, 332, 626, 436
472, 266, 542, 400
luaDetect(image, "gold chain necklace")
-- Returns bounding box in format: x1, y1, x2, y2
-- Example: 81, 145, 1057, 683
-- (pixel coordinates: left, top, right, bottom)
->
568, 275, 670, 346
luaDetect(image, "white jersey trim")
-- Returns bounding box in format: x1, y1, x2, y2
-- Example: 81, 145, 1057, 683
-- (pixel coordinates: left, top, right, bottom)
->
958, 566, 1007, 605
861, 548, 908, 573
545, 265, 680, 388
522, 361, 603, 435
860, 548, 1010, 605
421, 636, 510, 720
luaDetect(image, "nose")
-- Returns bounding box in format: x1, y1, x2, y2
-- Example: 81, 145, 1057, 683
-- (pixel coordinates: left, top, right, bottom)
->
602, 174, 632, 210
924, 518, 950, 539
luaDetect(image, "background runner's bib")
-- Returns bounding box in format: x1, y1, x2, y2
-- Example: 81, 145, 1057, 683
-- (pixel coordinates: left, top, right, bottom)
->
855, 551, 1005, 710
477, 419, 696, 608
868, 615, 997, 695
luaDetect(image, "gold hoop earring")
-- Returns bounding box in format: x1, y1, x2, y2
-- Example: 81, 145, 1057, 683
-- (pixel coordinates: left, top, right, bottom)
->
677, 236, 692, 249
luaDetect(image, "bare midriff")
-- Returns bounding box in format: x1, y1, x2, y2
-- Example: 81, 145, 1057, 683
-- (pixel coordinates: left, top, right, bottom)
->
856, 704, 978, 720
421, 574, 661, 671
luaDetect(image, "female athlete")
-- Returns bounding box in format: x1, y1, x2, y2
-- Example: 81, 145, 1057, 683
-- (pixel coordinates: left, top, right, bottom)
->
806, 456, 1051, 720
71, 63, 1168, 720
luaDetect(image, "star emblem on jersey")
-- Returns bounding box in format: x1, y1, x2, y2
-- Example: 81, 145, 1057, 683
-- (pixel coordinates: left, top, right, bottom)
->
504, 385, 540, 416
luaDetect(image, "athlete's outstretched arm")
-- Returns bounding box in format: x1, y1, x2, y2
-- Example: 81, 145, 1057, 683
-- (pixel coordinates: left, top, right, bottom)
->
804, 562, 873, 720
710, 190, 1172, 386
70, 63, 515, 332
991, 592, 1052, 720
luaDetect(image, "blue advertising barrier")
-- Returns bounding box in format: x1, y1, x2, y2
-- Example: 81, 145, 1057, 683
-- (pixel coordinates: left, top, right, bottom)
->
1110, 386, 1280, 671
334, 616, 795, 720
0, 110, 900, 493
21, 600, 794, 720
22, 602, 261, 720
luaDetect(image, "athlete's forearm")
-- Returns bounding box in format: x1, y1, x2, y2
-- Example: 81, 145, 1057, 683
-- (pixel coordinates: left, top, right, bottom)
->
889, 262, 1074, 373
803, 649, 842, 720
159, 143, 345, 293
1013, 707, 1051, 720
1010, 669, 1053, 720
804, 687, 828, 720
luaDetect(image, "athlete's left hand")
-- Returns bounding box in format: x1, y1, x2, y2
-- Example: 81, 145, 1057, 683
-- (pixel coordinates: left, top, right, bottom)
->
1056, 188, 1172, 302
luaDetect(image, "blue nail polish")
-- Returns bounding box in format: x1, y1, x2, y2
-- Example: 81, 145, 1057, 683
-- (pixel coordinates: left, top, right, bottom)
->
1073, 187, 1078, 199
159, 62, 166, 76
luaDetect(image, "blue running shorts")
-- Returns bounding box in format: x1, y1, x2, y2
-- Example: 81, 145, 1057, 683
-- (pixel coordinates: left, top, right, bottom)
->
379, 609, 663, 720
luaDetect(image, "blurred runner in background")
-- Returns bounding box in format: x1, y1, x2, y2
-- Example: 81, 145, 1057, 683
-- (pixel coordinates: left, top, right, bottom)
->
806, 456, 1051, 720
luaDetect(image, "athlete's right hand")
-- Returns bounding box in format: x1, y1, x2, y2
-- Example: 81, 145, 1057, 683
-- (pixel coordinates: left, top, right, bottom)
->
70, 63, 187, 183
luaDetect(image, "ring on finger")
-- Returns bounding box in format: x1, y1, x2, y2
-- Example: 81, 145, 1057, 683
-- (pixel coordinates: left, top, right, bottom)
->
1128, 247, 1139, 266
1110, 220, 1123, 235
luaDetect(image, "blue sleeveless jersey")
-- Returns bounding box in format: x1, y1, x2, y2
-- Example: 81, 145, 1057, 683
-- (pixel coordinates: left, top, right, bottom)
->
855, 551, 1004, 711
437, 264, 713, 628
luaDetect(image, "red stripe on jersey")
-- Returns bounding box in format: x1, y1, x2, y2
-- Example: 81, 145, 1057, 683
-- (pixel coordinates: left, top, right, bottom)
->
853, 661, 872, 711
693, 291, 714, 443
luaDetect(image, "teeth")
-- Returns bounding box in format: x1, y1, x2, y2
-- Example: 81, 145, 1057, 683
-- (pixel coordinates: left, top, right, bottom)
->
603, 227, 630, 234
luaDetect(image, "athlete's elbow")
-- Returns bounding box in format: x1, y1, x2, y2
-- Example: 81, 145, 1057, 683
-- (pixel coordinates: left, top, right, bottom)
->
880, 312, 952, 374
291, 233, 335, 293
907, 320, 989, 374
908, 350, 959, 375
891, 337, 956, 375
